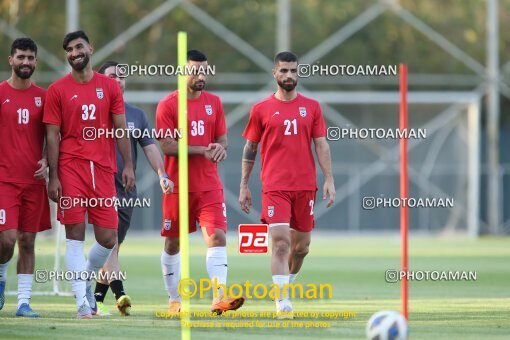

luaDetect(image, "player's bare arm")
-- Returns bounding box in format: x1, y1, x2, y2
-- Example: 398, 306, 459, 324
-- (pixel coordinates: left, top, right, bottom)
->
158, 136, 209, 156
142, 144, 173, 194
46, 124, 61, 202
313, 136, 335, 208
207, 134, 227, 163
34, 143, 48, 180
239, 140, 258, 213
112, 113, 135, 192
158, 135, 223, 163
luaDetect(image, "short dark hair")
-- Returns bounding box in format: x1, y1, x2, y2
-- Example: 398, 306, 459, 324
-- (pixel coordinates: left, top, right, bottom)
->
274, 51, 298, 65
10, 38, 37, 56
98, 61, 118, 74
63, 30, 90, 50
187, 50, 207, 62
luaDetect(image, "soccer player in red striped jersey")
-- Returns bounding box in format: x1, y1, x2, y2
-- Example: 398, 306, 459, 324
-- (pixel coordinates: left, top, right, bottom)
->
43, 31, 135, 319
0, 38, 51, 318
239, 51, 335, 318
156, 50, 244, 314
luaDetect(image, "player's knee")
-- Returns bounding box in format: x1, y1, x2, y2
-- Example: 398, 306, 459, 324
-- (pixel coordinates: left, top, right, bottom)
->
293, 243, 309, 258
272, 238, 291, 258
104, 239, 117, 249
165, 237, 180, 255
65, 228, 86, 243
207, 230, 226, 247
0, 236, 16, 258
97, 236, 117, 249
17, 235, 35, 255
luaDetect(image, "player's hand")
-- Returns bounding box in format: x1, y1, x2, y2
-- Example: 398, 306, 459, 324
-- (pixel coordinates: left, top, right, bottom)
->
159, 174, 174, 194
239, 185, 252, 214
323, 176, 335, 208
205, 143, 227, 163
34, 158, 48, 180
48, 176, 62, 203
122, 166, 135, 193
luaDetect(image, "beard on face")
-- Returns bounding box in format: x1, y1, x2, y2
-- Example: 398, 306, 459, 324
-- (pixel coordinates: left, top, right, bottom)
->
14, 64, 35, 79
190, 80, 206, 91
68, 53, 90, 71
277, 78, 297, 92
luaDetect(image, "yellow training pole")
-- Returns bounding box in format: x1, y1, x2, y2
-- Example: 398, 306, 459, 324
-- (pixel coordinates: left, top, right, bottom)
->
177, 31, 190, 340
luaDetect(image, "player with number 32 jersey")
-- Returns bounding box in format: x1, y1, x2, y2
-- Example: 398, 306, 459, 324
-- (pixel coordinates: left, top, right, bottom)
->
43, 72, 124, 173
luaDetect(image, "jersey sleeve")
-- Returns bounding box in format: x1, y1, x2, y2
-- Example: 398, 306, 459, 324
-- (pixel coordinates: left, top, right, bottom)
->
110, 81, 125, 115
312, 102, 327, 138
215, 100, 227, 138
138, 110, 155, 147
242, 105, 262, 142
156, 100, 176, 140
42, 85, 62, 126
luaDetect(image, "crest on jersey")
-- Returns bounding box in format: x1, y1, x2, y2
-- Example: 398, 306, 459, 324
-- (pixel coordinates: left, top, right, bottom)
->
205, 105, 213, 115
96, 88, 104, 99
299, 107, 307, 117
268, 206, 274, 218
127, 122, 135, 130
34, 97, 42, 107
164, 219, 172, 230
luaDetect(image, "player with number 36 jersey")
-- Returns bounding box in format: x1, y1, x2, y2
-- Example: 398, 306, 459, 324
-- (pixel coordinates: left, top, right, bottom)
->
156, 49, 244, 316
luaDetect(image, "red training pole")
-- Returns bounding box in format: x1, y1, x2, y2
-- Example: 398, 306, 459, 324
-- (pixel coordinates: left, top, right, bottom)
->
399, 64, 409, 320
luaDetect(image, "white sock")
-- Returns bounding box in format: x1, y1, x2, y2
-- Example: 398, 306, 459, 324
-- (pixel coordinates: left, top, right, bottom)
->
66, 239, 88, 308
206, 247, 227, 299
17, 274, 33, 308
272, 275, 290, 301
85, 242, 113, 291
161, 251, 180, 302
0, 260, 9, 282
289, 273, 298, 283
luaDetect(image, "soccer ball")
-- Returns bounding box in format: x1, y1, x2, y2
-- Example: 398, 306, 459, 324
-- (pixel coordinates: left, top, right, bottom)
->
366, 310, 408, 340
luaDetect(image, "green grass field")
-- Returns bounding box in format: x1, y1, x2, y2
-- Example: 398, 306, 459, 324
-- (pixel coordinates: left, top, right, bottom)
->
1, 234, 509, 339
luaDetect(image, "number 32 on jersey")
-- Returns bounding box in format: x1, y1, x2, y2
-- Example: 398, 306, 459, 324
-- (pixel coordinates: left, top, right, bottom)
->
81, 104, 96, 120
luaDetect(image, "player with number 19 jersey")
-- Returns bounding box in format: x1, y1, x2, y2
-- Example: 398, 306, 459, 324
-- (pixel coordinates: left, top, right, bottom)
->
242, 93, 327, 231
43, 72, 124, 228
0, 81, 51, 232
0, 82, 46, 185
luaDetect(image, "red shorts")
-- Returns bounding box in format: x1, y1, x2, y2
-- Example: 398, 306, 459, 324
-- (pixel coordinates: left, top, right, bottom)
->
58, 159, 118, 228
261, 190, 316, 232
0, 181, 51, 232
161, 189, 227, 237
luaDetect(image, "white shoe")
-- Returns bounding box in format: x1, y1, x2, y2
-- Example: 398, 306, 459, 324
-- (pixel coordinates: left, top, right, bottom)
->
275, 299, 293, 319
85, 286, 97, 315
77, 303, 93, 319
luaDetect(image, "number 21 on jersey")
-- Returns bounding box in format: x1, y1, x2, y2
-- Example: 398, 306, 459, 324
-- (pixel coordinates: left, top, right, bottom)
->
284, 119, 297, 135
